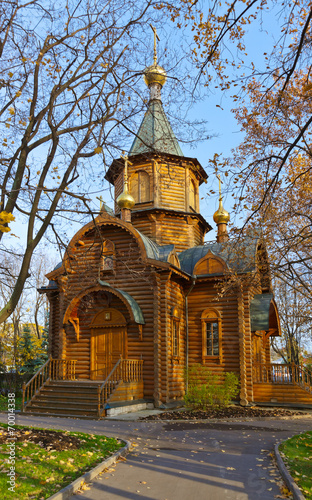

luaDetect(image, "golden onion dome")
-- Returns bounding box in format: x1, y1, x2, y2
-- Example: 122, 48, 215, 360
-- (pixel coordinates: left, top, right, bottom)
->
144, 63, 167, 88
213, 201, 230, 225
117, 190, 135, 210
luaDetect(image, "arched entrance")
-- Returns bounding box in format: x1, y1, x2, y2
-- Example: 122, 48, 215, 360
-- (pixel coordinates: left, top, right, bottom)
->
90, 308, 127, 380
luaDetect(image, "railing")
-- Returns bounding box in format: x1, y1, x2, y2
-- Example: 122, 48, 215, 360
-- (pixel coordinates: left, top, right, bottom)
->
253, 363, 312, 393
22, 357, 77, 411
50, 359, 76, 380
97, 358, 143, 417
292, 363, 312, 394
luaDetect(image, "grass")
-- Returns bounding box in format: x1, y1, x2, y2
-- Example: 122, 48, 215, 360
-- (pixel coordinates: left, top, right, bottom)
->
0, 423, 124, 500
0, 396, 22, 412
279, 431, 312, 499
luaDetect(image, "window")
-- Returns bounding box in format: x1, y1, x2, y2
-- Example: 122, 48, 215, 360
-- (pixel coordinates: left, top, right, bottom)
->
201, 309, 221, 361
171, 306, 180, 358
205, 321, 219, 356
172, 319, 180, 356
100, 240, 115, 271
189, 178, 197, 211
130, 171, 150, 203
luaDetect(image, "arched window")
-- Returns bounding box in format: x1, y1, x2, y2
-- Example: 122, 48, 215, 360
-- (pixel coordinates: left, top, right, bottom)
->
130, 171, 150, 203
171, 306, 180, 358
201, 309, 221, 361
100, 240, 115, 271
189, 178, 197, 211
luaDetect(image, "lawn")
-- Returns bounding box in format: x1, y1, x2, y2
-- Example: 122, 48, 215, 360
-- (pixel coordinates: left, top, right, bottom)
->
0, 423, 124, 500
0, 396, 22, 412
279, 431, 312, 499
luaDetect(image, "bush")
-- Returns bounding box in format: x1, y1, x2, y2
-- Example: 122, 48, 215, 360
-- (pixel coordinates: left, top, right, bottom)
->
184, 364, 239, 410
0, 372, 32, 397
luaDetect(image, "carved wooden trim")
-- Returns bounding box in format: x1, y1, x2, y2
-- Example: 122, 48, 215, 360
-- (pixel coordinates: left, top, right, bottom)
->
68, 317, 80, 342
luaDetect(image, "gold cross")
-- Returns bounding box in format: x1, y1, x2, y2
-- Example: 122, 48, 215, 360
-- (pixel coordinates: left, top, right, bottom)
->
149, 24, 160, 65
96, 195, 103, 209
120, 153, 133, 189
216, 174, 223, 202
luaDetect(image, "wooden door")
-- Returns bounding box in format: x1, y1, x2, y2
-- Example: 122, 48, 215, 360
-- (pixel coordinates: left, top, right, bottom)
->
94, 329, 110, 380
92, 327, 126, 380
90, 308, 127, 380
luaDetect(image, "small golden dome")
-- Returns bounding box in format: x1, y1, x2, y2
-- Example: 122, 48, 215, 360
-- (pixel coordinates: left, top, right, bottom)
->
144, 63, 167, 87
117, 190, 135, 210
213, 201, 230, 225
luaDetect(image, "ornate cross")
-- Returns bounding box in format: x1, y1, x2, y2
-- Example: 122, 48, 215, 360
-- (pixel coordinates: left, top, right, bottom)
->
149, 24, 160, 65
120, 153, 133, 189
96, 195, 103, 209
216, 174, 223, 202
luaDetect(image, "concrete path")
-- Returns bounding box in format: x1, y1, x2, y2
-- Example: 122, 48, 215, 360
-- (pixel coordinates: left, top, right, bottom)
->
1, 412, 311, 500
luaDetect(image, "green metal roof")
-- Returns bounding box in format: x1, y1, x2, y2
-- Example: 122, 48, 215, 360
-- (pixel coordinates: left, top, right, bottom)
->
98, 280, 145, 324
250, 294, 274, 331
178, 233, 261, 276
129, 99, 183, 156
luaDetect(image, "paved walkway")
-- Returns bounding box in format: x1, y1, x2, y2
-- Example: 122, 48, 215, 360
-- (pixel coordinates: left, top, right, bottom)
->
1, 412, 311, 500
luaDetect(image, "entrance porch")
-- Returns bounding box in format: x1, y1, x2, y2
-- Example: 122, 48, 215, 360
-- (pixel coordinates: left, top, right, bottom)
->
253, 363, 312, 405
22, 357, 144, 418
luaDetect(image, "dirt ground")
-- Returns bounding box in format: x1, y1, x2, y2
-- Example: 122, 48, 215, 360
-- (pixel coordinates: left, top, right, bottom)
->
140, 405, 311, 420
0, 426, 81, 451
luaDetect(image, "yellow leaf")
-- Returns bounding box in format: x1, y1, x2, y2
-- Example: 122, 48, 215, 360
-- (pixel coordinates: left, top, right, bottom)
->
94, 146, 103, 154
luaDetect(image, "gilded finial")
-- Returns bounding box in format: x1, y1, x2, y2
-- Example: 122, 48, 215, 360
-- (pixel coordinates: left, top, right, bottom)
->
117, 154, 135, 210
150, 24, 160, 66
120, 154, 132, 191
217, 174, 222, 202
143, 25, 167, 89
213, 174, 230, 225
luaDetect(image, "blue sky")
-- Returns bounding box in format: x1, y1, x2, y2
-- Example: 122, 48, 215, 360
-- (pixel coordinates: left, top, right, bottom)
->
8, 3, 281, 252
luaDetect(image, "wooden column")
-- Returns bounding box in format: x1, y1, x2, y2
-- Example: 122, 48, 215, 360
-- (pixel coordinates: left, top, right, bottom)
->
120, 208, 131, 222
152, 272, 162, 406
153, 160, 159, 207
238, 285, 248, 406
185, 167, 190, 211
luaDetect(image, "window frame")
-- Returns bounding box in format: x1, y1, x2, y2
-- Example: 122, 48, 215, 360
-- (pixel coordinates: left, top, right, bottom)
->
130, 170, 151, 204
171, 306, 180, 361
189, 177, 197, 212
201, 309, 222, 363
100, 240, 115, 272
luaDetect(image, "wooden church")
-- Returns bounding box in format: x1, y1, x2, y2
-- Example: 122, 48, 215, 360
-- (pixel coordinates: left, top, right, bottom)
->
23, 42, 312, 418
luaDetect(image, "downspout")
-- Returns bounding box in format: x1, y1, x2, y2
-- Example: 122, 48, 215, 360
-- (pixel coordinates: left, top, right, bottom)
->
185, 276, 196, 393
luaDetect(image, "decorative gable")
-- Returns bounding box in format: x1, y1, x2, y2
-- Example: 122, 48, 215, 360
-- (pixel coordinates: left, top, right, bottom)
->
194, 253, 226, 275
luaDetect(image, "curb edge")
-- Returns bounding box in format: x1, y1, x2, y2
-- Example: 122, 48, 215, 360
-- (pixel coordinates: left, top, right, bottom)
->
274, 443, 306, 500
47, 440, 131, 500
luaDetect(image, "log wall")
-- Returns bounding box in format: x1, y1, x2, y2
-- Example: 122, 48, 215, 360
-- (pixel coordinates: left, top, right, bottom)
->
165, 278, 186, 401
53, 222, 158, 399
187, 281, 240, 378
131, 212, 206, 252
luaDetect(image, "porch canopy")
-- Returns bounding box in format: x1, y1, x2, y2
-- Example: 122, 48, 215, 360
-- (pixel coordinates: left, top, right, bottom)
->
98, 279, 145, 325
250, 294, 281, 336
